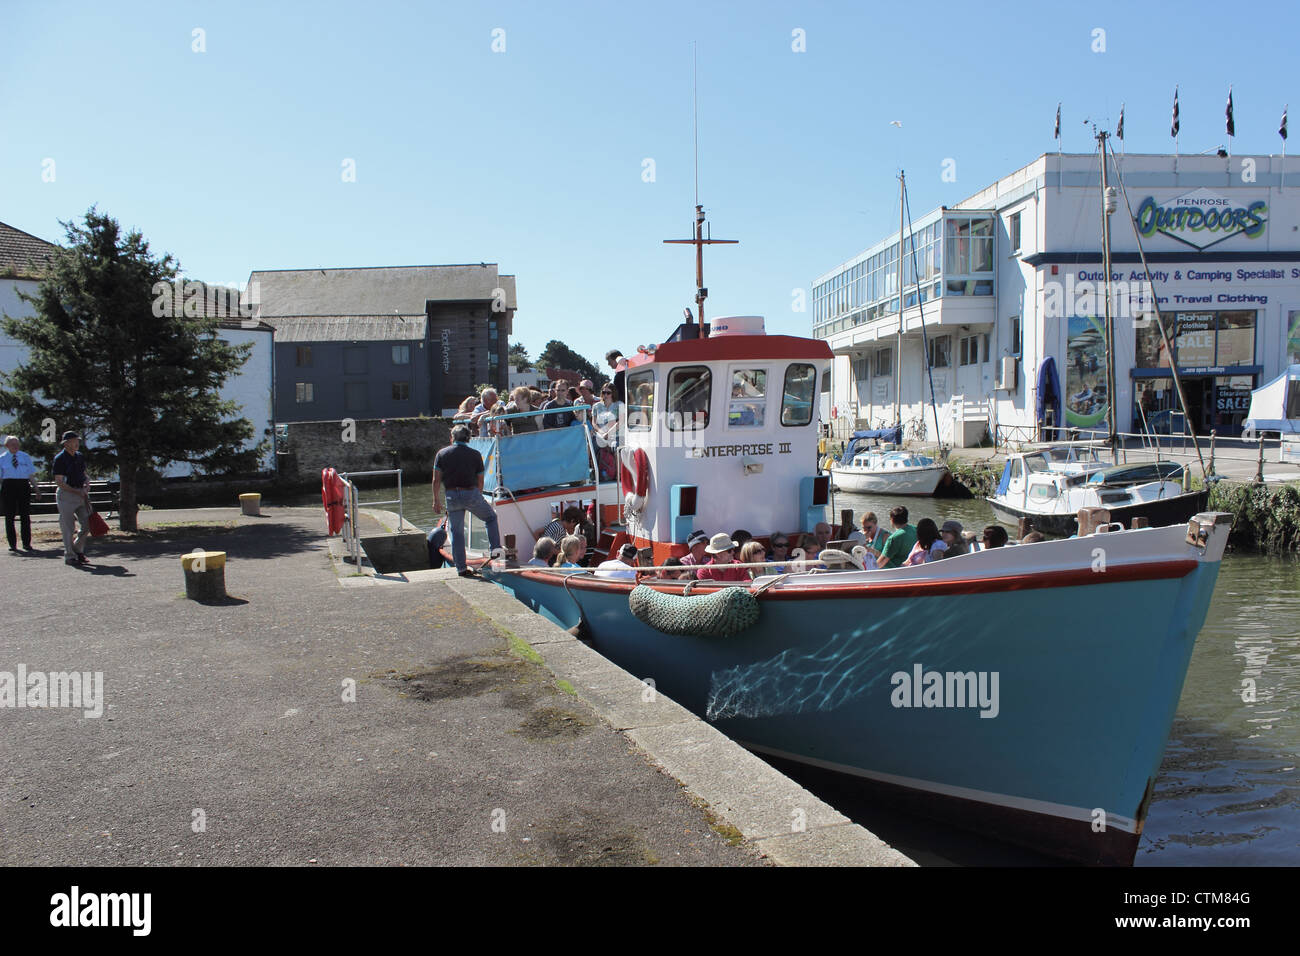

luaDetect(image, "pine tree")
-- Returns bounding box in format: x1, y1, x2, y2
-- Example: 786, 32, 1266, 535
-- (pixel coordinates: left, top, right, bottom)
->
0, 209, 263, 531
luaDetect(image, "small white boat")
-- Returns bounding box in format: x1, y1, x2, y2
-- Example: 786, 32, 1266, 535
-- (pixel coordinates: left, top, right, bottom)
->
832, 448, 949, 496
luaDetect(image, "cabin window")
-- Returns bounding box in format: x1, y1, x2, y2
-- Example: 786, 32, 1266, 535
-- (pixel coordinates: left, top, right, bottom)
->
781, 363, 816, 426
666, 366, 710, 430
626, 369, 655, 431
728, 369, 768, 428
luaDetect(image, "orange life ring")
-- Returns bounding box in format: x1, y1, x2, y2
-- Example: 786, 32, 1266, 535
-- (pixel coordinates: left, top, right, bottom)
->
322, 467, 347, 535
619, 446, 651, 514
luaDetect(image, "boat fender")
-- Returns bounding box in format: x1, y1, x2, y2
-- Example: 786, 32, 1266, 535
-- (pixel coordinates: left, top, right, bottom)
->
619, 446, 651, 512
322, 467, 347, 535
628, 584, 760, 638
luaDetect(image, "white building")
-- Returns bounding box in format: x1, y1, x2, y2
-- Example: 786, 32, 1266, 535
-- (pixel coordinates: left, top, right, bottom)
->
814, 153, 1300, 443
508, 365, 551, 392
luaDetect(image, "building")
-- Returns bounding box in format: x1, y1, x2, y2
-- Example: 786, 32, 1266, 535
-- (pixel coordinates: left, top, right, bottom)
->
0, 220, 59, 379
813, 153, 1300, 442
508, 365, 551, 393
248, 264, 517, 421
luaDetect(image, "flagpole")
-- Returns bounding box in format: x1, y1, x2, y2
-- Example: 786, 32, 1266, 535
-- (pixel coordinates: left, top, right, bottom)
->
1283, 105, 1290, 192
1227, 85, 1234, 159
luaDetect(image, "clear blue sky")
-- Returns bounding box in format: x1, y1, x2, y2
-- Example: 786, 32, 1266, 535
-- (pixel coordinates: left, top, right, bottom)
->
3, 0, 1295, 367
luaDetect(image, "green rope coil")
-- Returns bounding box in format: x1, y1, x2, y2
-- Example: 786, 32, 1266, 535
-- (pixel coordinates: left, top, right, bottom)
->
628, 584, 760, 637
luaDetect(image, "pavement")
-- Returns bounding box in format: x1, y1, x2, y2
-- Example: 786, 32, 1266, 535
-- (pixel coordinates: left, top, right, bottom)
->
0, 505, 912, 867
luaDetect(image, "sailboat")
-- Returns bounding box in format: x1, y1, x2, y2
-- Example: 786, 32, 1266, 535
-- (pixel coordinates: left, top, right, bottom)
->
830, 171, 950, 496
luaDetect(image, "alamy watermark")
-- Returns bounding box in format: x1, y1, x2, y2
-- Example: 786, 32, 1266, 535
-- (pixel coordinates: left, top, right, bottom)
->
0, 665, 103, 718
890, 663, 999, 718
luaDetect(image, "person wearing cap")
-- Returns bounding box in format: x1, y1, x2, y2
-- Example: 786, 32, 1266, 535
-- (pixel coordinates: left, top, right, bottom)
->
605, 350, 628, 404
1, 435, 40, 552
679, 530, 710, 576
595, 542, 639, 580
52, 431, 92, 565
695, 533, 750, 583
934, 519, 969, 559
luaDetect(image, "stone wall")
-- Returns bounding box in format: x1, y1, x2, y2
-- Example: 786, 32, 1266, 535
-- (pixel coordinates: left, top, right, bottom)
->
278, 416, 451, 484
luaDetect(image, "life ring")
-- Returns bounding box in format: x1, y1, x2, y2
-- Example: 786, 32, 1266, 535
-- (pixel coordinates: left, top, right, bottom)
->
619, 446, 650, 512
322, 467, 347, 535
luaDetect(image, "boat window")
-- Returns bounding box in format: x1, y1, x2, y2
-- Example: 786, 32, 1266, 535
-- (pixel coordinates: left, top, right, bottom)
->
666, 366, 710, 430
626, 369, 654, 432
1010, 458, 1023, 481
728, 369, 768, 428
781, 363, 816, 426
1024, 453, 1051, 473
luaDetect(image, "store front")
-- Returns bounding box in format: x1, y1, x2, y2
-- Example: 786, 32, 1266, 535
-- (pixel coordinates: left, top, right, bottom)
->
1131, 309, 1260, 435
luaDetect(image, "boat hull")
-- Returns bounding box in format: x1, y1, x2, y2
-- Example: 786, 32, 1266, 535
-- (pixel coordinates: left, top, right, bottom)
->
988, 489, 1210, 536
490, 523, 1227, 865
831, 464, 949, 496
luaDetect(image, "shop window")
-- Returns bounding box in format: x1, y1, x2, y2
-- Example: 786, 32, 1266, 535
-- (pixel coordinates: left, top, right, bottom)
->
1289, 310, 1300, 366
781, 363, 816, 426
626, 369, 655, 431
667, 366, 710, 430
1174, 313, 1215, 366
729, 369, 768, 428
1217, 311, 1256, 366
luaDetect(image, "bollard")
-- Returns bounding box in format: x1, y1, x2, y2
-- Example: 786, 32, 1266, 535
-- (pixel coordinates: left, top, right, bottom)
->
1255, 437, 1265, 485
239, 493, 261, 516
1207, 430, 1217, 479
181, 551, 227, 601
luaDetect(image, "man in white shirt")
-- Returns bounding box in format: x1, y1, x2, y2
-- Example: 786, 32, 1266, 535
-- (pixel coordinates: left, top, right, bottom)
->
595, 542, 639, 580
1, 435, 39, 552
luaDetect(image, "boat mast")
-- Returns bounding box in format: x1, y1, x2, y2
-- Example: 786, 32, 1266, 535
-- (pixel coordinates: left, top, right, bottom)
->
894, 171, 905, 428
1098, 130, 1119, 464
662, 46, 736, 326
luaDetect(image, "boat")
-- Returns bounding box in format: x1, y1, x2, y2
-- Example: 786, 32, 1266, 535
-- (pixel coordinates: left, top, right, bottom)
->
987, 444, 1210, 536
453, 191, 1233, 864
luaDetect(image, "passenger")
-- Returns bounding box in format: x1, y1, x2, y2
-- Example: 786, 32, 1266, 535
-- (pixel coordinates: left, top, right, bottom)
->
595, 542, 639, 579
528, 537, 558, 567
906, 518, 946, 565
470, 388, 499, 431
813, 522, 833, 554
731, 529, 753, 548
766, 533, 792, 573
540, 382, 576, 429
1020, 531, 1046, 544
737, 540, 767, 580
982, 525, 1010, 549
792, 531, 817, 560
935, 519, 969, 559
679, 530, 710, 576
558, 534, 588, 568
846, 511, 889, 560
695, 533, 751, 583
505, 386, 542, 433
574, 380, 597, 424
661, 556, 689, 580
605, 349, 628, 403
876, 506, 917, 569
453, 395, 477, 421
592, 383, 622, 481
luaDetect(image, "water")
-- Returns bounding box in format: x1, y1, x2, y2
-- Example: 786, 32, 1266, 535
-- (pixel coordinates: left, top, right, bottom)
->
291, 480, 1300, 865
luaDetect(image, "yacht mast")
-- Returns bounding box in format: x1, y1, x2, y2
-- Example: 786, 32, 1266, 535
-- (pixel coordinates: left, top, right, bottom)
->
1098, 130, 1119, 464
894, 171, 905, 427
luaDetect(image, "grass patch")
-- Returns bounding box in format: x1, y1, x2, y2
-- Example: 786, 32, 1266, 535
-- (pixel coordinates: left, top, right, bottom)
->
504, 630, 544, 665
554, 678, 577, 697
688, 795, 746, 847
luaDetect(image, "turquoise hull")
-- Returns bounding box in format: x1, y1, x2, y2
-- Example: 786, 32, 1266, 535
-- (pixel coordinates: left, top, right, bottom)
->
494, 557, 1222, 864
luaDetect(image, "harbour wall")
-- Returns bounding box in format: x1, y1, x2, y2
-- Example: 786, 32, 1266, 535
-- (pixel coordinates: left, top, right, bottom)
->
275, 416, 452, 485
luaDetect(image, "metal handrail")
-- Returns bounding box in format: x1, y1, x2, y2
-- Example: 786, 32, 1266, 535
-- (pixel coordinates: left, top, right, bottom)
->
340, 468, 406, 532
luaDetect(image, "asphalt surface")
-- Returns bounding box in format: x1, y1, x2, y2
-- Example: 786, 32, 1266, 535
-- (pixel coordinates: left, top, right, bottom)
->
0, 507, 763, 866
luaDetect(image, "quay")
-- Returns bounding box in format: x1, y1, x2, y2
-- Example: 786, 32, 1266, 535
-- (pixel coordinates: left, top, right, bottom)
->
0, 506, 911, 867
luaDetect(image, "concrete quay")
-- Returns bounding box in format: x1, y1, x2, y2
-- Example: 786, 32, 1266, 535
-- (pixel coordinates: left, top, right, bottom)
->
0, 506, 912, 868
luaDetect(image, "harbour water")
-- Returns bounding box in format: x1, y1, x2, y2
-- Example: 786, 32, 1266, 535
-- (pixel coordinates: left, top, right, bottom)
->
310, 481, 1300, 865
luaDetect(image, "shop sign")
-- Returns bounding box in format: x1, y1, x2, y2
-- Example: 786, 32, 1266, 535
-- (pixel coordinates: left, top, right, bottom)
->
1135, 188, 1267, 251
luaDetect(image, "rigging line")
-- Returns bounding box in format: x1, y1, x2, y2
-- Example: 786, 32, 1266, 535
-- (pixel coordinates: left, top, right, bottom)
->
1105, 137, 1209, 484
902, 180, 944, 454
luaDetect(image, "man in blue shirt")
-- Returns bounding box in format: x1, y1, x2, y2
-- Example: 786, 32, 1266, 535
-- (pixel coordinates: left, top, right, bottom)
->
52, 431, 92, 565
426, 424, 501, 577
1, 435, 39, 552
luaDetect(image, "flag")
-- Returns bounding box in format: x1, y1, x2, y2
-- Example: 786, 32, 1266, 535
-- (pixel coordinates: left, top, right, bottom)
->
1116, 104, 1125, 141
1171, 87, 1180, 137
1226, 87, 1235, 137
1282, 106, 1289, 141
1054, 103, 1060, 140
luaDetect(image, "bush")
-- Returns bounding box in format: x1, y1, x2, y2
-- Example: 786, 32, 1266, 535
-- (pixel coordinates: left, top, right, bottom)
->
1208, 481, 1300, 552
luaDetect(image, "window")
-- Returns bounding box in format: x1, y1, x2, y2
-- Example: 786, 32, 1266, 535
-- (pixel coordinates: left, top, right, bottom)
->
626, 369, 654, 431
728, 368, 768, 428
1217, 311, 1256, 366
781, 363, 816, 426
959, 334, 981, 366
928, 335, 952, 369
1009, 316, 1022, 357
392, 345, 410, 365
874, 347, 893, 377
344, 382, 368, 412
344, 347, 368, 375
666, 366, 710, 430
295, 346, 312, 367
1008, 211, 1022, 253
295, 382, 313, 403
392, 381, 410, 401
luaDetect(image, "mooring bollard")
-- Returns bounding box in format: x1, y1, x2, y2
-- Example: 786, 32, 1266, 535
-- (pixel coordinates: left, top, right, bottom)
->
181, 550, 227, 601
239, 493, 261, 516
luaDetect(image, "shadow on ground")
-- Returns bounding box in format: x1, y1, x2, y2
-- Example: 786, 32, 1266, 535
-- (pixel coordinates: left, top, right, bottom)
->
32, 520, 324, 562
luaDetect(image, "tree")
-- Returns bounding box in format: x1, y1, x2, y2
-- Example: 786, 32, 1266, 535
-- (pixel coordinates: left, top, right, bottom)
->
536, 340, 601, 385
0, 209, 262, 531
507, 342, 530, 369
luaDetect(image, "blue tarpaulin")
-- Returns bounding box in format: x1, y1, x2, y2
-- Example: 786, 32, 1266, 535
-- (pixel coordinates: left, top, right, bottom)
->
840, 426, 903, 463
472, 426, 592, 492
1037, 357, 1062, 439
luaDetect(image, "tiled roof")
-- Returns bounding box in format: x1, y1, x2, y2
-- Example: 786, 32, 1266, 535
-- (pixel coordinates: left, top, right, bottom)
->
267, 315, 429, 342
0, 221, 59, 279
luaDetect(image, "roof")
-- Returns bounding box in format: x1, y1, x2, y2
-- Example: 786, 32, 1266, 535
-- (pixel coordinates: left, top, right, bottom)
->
0, 221, 59, 279
246, 264, 518, 317
649, 334, 834, 364
268, 315, 429, 343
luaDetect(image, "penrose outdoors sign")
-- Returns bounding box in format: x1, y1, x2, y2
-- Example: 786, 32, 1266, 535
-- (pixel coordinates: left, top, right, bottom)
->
1135, 188, 1267, 251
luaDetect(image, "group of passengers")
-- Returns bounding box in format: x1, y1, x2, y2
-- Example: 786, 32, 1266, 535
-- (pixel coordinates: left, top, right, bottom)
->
840, 506, 1015, 568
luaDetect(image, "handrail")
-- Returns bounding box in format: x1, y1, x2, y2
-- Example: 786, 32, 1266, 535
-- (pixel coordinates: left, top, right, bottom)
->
340, 468, 406, 532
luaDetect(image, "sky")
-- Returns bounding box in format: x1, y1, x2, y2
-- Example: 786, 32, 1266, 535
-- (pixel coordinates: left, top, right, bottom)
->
2, 0, 1297, 367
